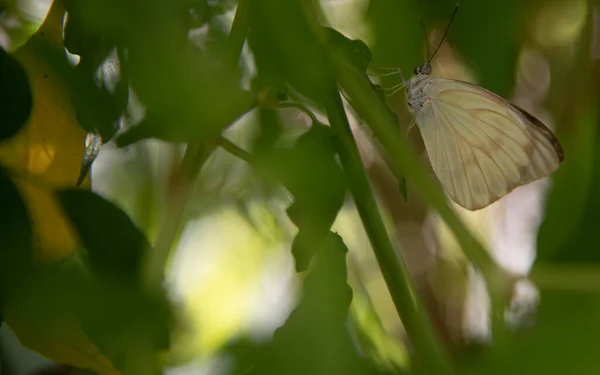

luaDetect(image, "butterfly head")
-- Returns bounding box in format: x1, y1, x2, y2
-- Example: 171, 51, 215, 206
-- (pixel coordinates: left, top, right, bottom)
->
414, 62, 432, 76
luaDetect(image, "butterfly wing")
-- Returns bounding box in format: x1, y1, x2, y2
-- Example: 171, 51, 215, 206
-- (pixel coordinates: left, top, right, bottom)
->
414, 78, 563, 210
509, 103, 564, 184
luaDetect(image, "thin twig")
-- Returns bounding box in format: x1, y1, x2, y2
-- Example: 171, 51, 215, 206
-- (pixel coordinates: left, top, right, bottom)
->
218, 136, 254, 164
278, 101, 320, 124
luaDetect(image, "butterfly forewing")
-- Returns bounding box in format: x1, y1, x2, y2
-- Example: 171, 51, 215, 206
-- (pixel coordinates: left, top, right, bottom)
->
412, 77, 563, 210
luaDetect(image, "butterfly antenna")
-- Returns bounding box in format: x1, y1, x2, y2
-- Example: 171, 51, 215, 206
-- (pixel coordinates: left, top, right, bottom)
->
420, 19, 430, 62
428, 3, 460, 64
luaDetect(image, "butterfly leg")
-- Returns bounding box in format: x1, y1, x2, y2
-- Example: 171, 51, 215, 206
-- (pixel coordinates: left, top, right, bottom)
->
405, 118, 417, 137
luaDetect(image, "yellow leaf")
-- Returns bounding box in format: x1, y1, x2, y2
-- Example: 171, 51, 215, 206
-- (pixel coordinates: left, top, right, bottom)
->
5, 302, 120, 375
0, 2, 120, 374
0, 0, 89, 263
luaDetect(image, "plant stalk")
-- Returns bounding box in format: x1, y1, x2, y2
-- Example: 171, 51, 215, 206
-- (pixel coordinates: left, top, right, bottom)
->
325, 84, 454, 375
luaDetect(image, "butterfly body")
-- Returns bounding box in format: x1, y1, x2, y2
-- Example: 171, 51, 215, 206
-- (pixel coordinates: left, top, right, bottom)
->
405, 63, 564, 211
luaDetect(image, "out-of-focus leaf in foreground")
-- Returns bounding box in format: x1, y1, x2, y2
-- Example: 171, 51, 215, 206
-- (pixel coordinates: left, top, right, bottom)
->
4, 264, 121, 375
0, 45, 32, 141
227, 232, 396, 375
56, 189, 170, 372
57, 189, 148, 282
0, 0, 89, 263
0, 167, 34, 303
111, 0, 254, 147
249, 0, 330, 105
257, 123, 346, 271
457, 289, 600, 374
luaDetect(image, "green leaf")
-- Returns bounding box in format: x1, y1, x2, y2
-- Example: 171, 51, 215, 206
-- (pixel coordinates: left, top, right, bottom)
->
457, 290, 600, 374
79, 283, 172, 371
24, 37, 122, 142
367, 0, 423, 76
0, 168, 34, 297
0, 46, 32, 141
115, 88, 254, 146
249, 0, 330, 104
324, 27, 373, 74
422, 0, 520, 97
257, 123, 346, 271
324, 27, 399, 142
64, 0, 115, 70
231, 233, 393, 375
56, 189, 149, 283
56, 190, 170, 370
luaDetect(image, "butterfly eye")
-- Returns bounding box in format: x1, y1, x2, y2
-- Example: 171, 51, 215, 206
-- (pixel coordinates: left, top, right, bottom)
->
421, 63, 432, 75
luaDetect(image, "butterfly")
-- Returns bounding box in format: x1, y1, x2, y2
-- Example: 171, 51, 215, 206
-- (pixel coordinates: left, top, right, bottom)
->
394, 6, 564, 211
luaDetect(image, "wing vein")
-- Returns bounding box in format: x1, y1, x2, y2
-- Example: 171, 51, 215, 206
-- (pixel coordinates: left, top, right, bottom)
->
437, 104, 512, 183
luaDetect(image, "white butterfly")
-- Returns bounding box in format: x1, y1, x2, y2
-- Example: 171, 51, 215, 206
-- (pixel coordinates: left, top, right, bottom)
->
396, 9, 564, 211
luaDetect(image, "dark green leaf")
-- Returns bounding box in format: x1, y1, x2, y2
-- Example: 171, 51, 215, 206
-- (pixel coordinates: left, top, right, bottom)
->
0, 46, 32, 141
421, 0, 520, 97
64, 0, 115, 70
249, 0, 331, 104
324, 27, 372, 75
457, 290, 600, 374
25, 37, 122, 141
80, 284, 172, 370
0, 168, 34, 297
257, 123, 346, 271
231, 233, 392, 375
56, 189, 149, 283
115, 88, 255, 146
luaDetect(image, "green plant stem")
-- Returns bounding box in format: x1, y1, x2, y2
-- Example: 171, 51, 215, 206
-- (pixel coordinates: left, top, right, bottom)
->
227, 0, 252, 65
133, 143, 216, 375
278, 101, 320, 124
218, 136, 255, 164
142, 142, 216, 290
332, 56, 511, 338
143, 0, 252, 290
324, 84, 454, 375
531, 264, 600, 293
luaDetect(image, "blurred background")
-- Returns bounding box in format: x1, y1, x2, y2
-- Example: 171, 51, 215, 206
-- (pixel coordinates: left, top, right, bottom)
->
0, 0, 599, 374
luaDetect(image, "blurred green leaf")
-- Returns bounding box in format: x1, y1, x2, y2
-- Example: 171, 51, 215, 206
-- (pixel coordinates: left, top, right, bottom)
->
537, 28, 598, 263
56, 190, 170, 371
64, 0, 115, 70
369, 0, 520, 97
249, 0, 330, 104
115, 87, 254, 146
24, 36, 122, 142
57, 189, 148, 283
420, 0, 521, 97
0, 45, 32, 141
324, 27, 372, 75
367, 0, 423, 77
230, 232, 394, 375
258, 123, 346, 271
4, 259, 121, 375
457, 290, 600, 374
0, 168, 34, 299
79, 283, 172, 372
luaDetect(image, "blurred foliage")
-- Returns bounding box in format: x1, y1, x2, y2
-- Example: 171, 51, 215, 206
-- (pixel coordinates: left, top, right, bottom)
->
0, 0, 600, 375
225, 233, 398, 375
